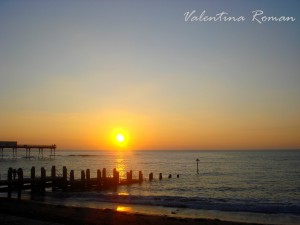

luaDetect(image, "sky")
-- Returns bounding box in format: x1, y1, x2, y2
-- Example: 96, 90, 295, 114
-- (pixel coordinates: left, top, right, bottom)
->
0, 0, 299, 150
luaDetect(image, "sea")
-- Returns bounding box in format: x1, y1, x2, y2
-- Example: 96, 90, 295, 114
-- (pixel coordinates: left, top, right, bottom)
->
0, 150, 299, 225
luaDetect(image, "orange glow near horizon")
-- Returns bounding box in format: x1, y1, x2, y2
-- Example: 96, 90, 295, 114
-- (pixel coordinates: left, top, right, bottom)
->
1, 110, 299, 151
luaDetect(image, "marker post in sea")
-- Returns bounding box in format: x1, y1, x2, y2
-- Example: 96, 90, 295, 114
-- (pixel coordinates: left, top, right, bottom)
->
196, 158, 200, 174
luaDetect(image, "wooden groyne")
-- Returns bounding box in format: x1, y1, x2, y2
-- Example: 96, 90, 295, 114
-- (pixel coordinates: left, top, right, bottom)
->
0, 166, 153, 199
0, 166, 179, 199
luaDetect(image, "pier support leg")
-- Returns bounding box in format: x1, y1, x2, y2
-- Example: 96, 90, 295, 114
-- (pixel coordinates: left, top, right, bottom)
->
12, 148, 16, 159
38, 148, 44, 158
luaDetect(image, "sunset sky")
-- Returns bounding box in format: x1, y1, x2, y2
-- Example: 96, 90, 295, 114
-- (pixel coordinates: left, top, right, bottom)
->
0, 1, 299, 150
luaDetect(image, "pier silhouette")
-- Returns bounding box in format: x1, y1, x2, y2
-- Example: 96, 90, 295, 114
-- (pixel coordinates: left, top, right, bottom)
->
0, 141, 56, 159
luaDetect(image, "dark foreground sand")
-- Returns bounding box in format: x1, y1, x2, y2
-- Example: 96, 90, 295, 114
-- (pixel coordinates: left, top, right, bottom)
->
0, 198, 268, 225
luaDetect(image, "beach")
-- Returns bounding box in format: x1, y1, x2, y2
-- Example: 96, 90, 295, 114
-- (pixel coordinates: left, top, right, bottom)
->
0, 198, 269, 225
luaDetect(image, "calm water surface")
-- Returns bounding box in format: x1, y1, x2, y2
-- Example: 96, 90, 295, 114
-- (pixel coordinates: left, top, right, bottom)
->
1, 150, 299, 224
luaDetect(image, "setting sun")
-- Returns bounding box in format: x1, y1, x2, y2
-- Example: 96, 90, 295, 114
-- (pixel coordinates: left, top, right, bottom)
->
116, 134, 125, 143
110, 127, 130, 149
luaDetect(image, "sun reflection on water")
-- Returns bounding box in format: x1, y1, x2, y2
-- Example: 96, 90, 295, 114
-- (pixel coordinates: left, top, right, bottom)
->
116, 206, 132, 212
115, 151, 127, 179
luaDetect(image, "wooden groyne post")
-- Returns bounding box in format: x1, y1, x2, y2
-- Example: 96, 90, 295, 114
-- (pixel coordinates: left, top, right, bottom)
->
63, 166, 67, 190
31, 166, 35, 179
41, 167, 46, 194
126, 170, 133, 183
97, 169, 101, 181
102, 168, 106, 179
81, 170, 85, 181
51, 166, 56, 178
70, 170, 74, 182
17, 168, 23, 199
113, 168, 119, 184
139, 171, 143, 182
149, 172, 153, 181
7, 167, 12, 198
51, 166, 56, 192
86, 169, 90, 187
31, 166, 36, 193
159, 173, 162, 180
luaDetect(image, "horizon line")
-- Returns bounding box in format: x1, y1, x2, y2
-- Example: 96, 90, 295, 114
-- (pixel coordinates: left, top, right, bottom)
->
58, 148, 300, 151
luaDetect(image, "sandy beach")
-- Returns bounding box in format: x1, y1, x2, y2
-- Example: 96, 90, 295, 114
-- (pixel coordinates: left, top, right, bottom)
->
0, 198, 269, 225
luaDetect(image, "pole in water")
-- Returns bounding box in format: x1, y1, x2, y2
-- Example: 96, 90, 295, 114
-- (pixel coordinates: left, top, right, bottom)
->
196, 158, 200, 174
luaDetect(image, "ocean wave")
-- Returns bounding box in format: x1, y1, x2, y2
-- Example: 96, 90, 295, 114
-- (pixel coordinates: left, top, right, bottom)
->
48, 192, 300, 215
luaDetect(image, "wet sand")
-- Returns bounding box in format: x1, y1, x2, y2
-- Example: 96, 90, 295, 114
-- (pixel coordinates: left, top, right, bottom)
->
0, 198, 268, 225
